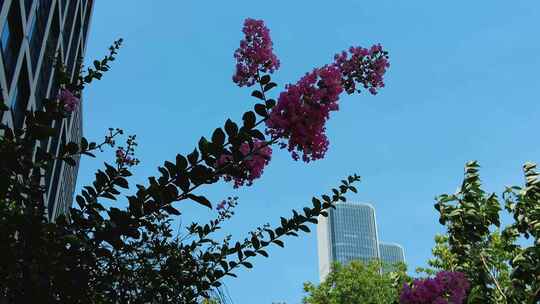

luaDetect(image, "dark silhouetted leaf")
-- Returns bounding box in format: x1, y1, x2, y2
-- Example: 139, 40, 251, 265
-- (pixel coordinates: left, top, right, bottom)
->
187, 194, 212, 208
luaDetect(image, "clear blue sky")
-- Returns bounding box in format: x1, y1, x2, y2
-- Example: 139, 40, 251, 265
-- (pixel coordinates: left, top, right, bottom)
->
77, 1, 540, 303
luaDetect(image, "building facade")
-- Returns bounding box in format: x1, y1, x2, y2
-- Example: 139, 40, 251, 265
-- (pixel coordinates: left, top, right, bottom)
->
317, 202, 381, 281
379, 242, 405, 272
317, 201, 405, 281
379, 242, 405, 265
0, 0, 94, 219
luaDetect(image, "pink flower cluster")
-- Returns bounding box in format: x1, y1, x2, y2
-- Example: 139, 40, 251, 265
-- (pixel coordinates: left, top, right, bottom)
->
216, 200, 227, 210
333, 44, 390, 95
217, 140, 272, 188
265, 65, 343, 162
115, 148, 138, 167
400, 271, 470, 304
233, 18, 280, 87
57, 89, 80, 112
264, 43, 389, 162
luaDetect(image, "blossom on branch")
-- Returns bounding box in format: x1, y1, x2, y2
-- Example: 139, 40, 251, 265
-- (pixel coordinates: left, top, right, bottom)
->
399, 271, 470, 304
265, 65, 343, 162
233, 18, 280, 87
217, 140, 272, 188
57, 89, 80, 112
333, 44, 390, 95
265, 43, 389, 162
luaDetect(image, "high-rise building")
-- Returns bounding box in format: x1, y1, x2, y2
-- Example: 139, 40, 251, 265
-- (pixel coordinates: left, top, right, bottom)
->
379, 242, 405, 264
0, 0, 94, 220
317, 201, 405, 281
317, 202, 381, 281
379, 242, 405, 272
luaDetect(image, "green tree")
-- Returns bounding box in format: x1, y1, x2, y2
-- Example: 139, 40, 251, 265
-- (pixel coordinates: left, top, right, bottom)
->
423, 161, 540, 303
302, 260, 408, 304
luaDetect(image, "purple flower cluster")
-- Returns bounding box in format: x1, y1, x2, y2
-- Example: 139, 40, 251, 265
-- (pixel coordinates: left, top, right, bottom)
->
232, 18, 280, 87
115, 148, 138, 167
264, 43, 390, 162
226, 18, 390, 185
400, 271, 470, 304
333, 44, 390, 95
265, 65, 343, 162
57, 89, 80, 112
217, 140, 272, 188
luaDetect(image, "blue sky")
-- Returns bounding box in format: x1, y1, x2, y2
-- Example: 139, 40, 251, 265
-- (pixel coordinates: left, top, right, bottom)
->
77, 1, 540, 303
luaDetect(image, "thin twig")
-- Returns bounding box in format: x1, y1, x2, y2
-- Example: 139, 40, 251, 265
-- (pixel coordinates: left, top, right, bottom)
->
479, 252, 507, 302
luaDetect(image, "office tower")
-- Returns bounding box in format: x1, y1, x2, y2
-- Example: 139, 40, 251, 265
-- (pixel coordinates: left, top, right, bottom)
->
379, 242, 405, 272
0, 0, 94, 219
317, 201, 406, 281
379, 242, 405, 264
317, 202, 381, 281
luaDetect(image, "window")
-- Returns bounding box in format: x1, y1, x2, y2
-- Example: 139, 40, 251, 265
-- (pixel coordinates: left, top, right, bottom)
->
67, 25, 80, 75
24, 0, 33, 18
62, 0, 77, 52
1, 1, 23, 85
37, 8, 60, 100
82, 0, 92, 43
11, 60, 30, 129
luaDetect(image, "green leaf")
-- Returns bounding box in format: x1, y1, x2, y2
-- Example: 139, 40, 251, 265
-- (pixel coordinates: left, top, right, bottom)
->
115, 177, 129, 189
80, 137, 89, 150
257, 250, 269, 257
225, 119, 238, 137
187, 149, 199, 165
254, 103, 267, 117
163, 205, 181, 215
75, 195, 86, 208
212, 128, 226, 146
263, 82, 277, 92
174, 174, 190, 192
249, 129, 265, 141
187, 194, 212, 208
251, 236, 260, 249
101, 192, 116, 200
65, 142, 79, 154
312, 197, 321, 210
273, 239, 284, 247
265, 99, 276, 109
260, 75, 270, 85
242, 111, 256, 129
298, 225, 311, 233
176, 154, 188, 170
198, 137, 209, 155
251, 90, 264, 100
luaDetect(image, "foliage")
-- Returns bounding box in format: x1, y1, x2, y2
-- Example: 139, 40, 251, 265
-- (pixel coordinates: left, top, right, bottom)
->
0, 18, 389, 303
302, 260, 408, 304
423, 161, 540, 303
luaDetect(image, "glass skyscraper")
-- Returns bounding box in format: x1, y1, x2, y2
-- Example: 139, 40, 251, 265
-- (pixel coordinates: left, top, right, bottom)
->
379, 242, 405, 265
317, 201, 405, 281
379, 242, 405, 272
0, 0, 94, 220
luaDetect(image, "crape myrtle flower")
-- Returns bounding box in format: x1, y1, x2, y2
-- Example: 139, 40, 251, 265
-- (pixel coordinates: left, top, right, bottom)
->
57, 89, 80, 112
233, 18, 280, 87
216, 139, 272, 188
400, 271, 470, 304
333, 44, 390, 95
265, 65, 342, 162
